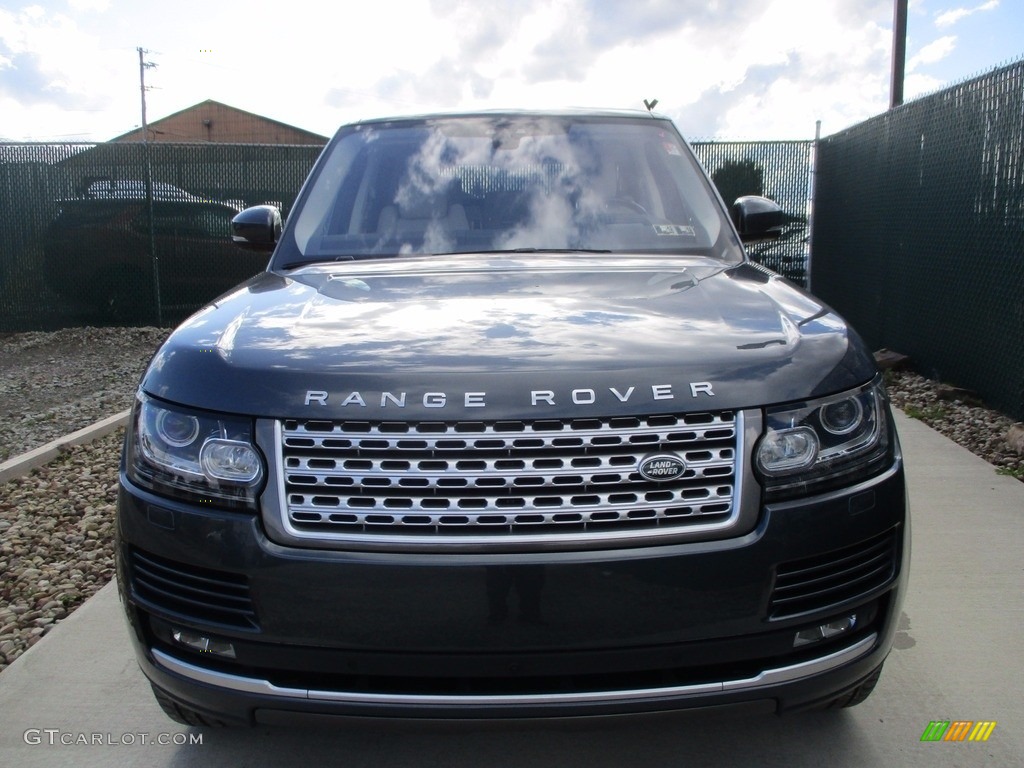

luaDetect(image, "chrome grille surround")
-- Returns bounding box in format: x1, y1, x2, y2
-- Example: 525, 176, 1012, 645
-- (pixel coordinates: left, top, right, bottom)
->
262, 410, 754, 552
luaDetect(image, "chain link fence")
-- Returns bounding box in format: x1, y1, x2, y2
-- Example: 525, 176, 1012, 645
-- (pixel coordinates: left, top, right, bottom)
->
0, 138, 813, 332
4, 76, 1022, 418
692, 140, 813, 284
812, 59, 1024, 421
0, 143, 323, 330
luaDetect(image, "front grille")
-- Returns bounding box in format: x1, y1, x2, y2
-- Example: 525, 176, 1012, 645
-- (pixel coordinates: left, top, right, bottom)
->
277, 411, 740, 546
130, 549, 258, 630
769, 530, 898, 619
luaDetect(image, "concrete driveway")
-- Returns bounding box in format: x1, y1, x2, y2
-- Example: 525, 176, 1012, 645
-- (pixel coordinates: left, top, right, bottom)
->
0, 411, 1021, 767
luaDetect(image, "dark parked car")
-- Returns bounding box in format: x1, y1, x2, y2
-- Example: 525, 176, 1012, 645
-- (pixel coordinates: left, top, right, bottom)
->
43, 181, 266, 320
116, 110, 908, 726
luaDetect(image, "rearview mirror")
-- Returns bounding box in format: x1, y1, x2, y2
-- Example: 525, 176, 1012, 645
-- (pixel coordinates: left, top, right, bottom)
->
231, 205, 282, 253
731, 196, 786, 242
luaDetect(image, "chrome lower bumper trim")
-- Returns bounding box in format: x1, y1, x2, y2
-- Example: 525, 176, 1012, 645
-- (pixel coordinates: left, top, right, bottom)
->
151, 633, 877, 707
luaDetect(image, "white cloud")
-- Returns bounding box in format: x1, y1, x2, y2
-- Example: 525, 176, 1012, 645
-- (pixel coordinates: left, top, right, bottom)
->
0, 0, 1007, 142
67, 0, 111, 10
935, 0, 998, 28
0, 5, 126, 139
908, 35, 958, 70
902, 71, 946, 100
937, 8, 970, 26
674, 0, 893, 138
22, 5, 47, 21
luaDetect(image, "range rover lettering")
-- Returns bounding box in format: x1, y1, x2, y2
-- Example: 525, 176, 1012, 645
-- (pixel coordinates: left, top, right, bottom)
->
115, 110, 909, 726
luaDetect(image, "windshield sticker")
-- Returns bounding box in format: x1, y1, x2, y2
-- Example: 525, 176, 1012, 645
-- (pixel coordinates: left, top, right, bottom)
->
662, 142, 682, 156
653, 224, 697, 237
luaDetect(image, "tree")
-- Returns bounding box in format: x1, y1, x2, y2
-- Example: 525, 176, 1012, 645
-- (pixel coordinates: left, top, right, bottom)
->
711, 159, 763, 207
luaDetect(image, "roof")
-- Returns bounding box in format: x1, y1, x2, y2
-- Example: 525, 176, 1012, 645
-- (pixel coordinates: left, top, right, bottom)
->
108, 99, 328, 144
345, 108, 666, 127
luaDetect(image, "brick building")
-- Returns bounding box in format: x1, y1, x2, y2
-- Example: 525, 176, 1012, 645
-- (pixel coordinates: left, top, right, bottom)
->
110, 99, 328, 145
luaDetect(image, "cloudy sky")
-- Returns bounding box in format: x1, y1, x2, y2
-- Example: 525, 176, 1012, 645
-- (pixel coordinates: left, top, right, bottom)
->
0, 0, 1020, 142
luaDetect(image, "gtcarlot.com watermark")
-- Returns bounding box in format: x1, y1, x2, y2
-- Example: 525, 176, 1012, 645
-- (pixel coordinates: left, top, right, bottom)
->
23, 729, 203, 747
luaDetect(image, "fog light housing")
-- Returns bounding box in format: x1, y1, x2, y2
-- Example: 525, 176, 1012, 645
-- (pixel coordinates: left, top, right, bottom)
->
793, 614, 857, 647
172, 629, 237, 659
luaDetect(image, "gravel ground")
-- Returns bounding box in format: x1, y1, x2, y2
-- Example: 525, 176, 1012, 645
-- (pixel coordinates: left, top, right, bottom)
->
884, 369, 1024, 480
0, 326, 170, 463
0, 430, 123, 672
0, 326, 1021, 674
0, 326, 168, 673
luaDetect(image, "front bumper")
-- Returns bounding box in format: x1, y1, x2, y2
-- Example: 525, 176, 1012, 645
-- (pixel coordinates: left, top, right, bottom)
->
116, 459, 908, 725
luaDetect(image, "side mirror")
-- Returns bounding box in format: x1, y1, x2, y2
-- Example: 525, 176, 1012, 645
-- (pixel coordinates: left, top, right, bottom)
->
231, 205, 282, 252
731, 196, 786, 242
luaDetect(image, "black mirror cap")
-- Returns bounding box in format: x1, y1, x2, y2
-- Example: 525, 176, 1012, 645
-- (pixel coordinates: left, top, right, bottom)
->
732, 196, 786, 243
231, 205, 282, 252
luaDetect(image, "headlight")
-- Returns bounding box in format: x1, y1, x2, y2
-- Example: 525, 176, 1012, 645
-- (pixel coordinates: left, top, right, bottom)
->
756, 379, 893, 500
125, 393, 264, 510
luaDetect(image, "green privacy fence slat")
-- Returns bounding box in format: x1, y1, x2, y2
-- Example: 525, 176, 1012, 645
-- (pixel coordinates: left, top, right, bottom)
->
0, 138, 814, 332
0, 143, 325, 330
692, 140, 814, 286
811, 58, 1024, 420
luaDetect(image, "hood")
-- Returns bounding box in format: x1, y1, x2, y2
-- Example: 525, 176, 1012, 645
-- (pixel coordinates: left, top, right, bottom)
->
141, 255, 875, 419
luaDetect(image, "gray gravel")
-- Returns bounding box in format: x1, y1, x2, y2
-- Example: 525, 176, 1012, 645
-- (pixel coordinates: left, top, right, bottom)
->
0, 430, 123, 672
884, 369, 1024, 480
0, 326, 169, 463
0, 326, 1021, 674
0, 326, 168, 673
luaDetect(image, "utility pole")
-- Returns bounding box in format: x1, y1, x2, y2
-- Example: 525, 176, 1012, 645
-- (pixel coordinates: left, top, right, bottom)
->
138, 47, 152, 142
137, 47, 162, 325
890, 0, 908, 109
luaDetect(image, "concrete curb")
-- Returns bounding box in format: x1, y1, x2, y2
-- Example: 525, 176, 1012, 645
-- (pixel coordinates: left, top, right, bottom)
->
0, 409, 130, 484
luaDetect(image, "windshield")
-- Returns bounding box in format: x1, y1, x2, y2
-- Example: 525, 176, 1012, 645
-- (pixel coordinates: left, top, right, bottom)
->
283, 115, 734, 266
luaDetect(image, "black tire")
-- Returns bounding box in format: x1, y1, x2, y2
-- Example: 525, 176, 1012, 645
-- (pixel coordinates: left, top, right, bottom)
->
826, 664, 883, 709
150, 684, 229, 727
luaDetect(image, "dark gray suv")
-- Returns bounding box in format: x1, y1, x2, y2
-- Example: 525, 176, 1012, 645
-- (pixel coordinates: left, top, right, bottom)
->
115, 110, 908, 726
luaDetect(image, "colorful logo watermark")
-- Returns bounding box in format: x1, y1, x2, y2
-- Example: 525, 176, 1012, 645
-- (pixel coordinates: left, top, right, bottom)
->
921, 721, 997, 742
